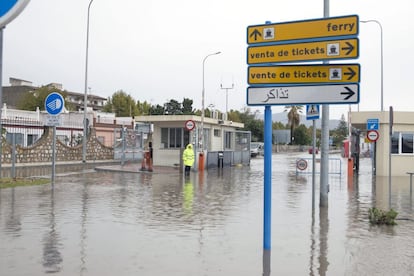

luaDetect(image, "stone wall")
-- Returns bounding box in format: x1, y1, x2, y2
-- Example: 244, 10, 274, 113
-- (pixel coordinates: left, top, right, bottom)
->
1, 127, 114, 163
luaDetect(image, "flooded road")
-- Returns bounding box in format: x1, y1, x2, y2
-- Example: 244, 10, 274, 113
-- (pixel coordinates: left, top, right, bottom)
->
0, 153, 413, 275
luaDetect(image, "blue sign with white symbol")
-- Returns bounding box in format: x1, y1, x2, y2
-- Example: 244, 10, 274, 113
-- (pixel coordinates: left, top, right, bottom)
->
306, 104, 320, 120
0, 1, 18, 17
0, 0, 30, 28
45, 92, 65, 115
367, 118, 379, 130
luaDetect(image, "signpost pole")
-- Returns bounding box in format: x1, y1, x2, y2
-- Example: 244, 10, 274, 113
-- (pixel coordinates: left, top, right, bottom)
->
193, 126, 198, 172
306, 104, 319, 212
312, 119, 316, 212
263, 105, 272, 250
389, 106, 393, 208
0, 0, 31, 177
45, 92, 64, 186
0, 28, 3, 178
320, 0, 330, 208
52, 126, 56, 185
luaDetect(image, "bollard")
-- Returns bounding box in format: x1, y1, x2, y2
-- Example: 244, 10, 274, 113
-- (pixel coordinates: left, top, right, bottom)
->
146, 152, 153, 172
198, 152, 205, 171
140, 151, 147, 171
218, 151, 224, 168
347, 158, 353, 188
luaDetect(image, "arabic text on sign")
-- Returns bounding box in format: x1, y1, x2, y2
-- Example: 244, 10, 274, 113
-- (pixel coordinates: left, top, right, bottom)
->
262, 88, 289, 103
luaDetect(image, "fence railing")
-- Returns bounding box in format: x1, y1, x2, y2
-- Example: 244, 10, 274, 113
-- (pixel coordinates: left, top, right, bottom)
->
295, 158, 342, 175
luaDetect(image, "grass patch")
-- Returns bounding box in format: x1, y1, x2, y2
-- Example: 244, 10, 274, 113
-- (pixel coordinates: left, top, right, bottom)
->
368, 207, 398, 225
0, 177, 50, 189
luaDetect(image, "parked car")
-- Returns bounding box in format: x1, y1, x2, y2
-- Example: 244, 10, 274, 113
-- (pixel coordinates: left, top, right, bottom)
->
250, 142, 264, 157
308, 147, 319, 154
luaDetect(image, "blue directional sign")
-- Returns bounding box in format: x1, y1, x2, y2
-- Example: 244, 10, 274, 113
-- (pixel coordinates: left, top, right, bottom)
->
0, 0, 30, 28
45, 92, 65, 115
367, 118, 379, 130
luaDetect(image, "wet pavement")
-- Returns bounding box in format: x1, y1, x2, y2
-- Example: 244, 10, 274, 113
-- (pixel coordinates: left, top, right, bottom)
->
94, 162, 180, 175
0, 153, 413, 275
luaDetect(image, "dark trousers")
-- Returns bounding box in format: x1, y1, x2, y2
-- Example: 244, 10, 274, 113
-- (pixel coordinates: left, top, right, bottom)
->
185, 166, 191, 176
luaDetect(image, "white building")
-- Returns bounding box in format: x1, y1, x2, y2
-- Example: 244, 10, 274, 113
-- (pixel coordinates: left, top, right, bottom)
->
134, 114, 247, 167
350, 110, 414, 176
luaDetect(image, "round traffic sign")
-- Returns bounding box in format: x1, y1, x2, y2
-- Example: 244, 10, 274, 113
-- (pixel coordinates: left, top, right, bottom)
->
296, 159, 308, 170
0, 0, 30, 28
45, 92, 65, 115
367, 130, 379, 142
184, 120, 195, 131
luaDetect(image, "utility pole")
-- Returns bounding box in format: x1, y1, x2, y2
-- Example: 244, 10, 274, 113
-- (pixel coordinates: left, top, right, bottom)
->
220, 82, 234, 117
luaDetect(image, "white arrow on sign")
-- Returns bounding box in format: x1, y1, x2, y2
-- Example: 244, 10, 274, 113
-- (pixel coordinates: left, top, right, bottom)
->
247, 83, 359, 106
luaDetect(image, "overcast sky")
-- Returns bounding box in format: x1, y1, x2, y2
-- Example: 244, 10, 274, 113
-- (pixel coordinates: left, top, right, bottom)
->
3, 0, 413, 120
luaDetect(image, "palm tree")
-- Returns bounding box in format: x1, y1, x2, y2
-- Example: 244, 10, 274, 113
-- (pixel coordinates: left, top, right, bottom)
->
284, 105, 303, 144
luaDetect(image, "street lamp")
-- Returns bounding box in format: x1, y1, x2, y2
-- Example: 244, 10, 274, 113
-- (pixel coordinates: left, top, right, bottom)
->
200, 51, 221, 151
361, 19, 384, 112
83, 0, 94, 162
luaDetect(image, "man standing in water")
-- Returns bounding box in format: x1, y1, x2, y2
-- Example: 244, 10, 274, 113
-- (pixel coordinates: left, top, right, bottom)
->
183, 144, 195, 176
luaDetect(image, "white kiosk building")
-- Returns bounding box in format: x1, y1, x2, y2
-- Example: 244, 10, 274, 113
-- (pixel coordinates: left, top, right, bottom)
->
350, 110, 414, 176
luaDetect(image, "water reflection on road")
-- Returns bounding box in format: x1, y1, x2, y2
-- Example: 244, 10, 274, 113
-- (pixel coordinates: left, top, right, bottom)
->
0, 153, 413, 275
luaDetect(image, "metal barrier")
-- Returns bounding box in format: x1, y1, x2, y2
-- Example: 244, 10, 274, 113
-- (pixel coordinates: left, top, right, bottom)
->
295, 158, 342, 175
206, 150, 250, 169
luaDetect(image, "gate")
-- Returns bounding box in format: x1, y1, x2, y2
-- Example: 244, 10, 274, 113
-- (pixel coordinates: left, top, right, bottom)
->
114, 128, 144, 163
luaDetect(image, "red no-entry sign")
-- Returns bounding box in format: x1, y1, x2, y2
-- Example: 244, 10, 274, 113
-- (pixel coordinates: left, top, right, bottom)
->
367, 130, 379, 142
184, 120, 195, 131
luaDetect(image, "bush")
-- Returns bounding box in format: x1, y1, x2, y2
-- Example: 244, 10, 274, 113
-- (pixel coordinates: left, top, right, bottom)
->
368, 207, 398, 225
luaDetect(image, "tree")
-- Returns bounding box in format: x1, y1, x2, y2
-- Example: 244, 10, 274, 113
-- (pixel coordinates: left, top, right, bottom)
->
331, 114, 348, 147
17, 86, 73, 111
102, 90, 137, 117
182, 98, 194, 115
308, 125, 322, 148
293, 124, 311, 145
139, 98, 193, 116
237, 107, 264, 142
227, 109, 242, 123
150, 104, 165, 115
284, 105, 303, 144
164, 99, 182, 115
273, 121, 286, 130
136, 100, 152, 115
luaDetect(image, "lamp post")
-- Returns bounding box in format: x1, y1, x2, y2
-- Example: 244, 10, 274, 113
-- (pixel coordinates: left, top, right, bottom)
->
83, 0, 94, 162
361, 19, 384, 112
200, 51, 221, 151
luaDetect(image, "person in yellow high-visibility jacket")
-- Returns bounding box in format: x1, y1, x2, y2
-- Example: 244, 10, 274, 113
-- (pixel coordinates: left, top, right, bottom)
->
182, 144, 195, 176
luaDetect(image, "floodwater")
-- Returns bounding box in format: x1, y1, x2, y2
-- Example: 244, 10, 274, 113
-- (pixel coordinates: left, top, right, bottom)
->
0, 153, 413, 276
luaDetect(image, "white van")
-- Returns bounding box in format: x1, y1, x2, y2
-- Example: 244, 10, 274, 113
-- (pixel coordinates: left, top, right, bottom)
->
250, 142, 264, 157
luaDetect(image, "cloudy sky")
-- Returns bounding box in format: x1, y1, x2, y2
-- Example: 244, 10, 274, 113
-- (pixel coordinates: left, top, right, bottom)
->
3, 0, 413, 120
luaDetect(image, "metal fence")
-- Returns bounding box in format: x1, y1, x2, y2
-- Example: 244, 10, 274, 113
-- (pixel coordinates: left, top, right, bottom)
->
206, 150, 250, 169
295, 157, 342, 175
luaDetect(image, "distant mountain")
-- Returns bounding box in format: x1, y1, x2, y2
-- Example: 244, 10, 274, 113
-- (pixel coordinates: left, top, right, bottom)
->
257, 112, 341, 130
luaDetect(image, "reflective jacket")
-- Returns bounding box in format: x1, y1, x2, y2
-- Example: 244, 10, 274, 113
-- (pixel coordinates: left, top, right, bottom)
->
183, 144, 195, 167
